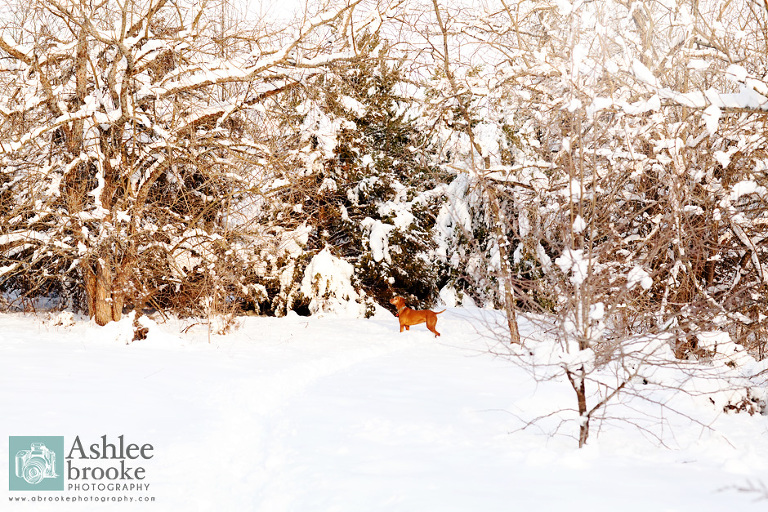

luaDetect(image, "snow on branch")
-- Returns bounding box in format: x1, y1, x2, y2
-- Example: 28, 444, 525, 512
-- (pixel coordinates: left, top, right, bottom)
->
155, 1, 365, 98
0, 230, 75, 255
0, 34, 34, 64
632, 59, 768, 118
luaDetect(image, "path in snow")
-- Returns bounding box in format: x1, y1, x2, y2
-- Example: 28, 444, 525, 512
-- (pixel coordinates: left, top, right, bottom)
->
1, 309, 766, 511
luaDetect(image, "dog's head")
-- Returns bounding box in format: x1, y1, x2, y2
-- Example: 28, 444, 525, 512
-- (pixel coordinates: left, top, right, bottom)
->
390, 296, 405, 308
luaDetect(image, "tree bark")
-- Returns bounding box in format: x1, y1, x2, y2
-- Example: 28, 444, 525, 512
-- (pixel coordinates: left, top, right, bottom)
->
431, 0, 521, 343
567, 366, 589, 448
83, 259, 122, 326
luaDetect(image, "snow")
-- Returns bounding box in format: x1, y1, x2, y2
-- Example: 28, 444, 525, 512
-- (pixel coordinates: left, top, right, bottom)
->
626, 265, 653, 290
688, 59, 710, 70
378, 197, 415, 230
1, 310, 766, 511
631, 59, 659, 88
340, 95, 367, 117
622, 94, 661, 115
572, 215, 586, 234
361, 217, 395, 263
318, 177, 338, 193
715, 147, 738, 168
300, 247, 364, 317
726, 64, 749, 83
731, 180, 764, 201
434, 174, 474, 263
588, 301, 605, 321
554, 0, 573, 16
703, 104, 721, 136
555, 248, 589, 285
696, 331, 755, 368
474, 123, 501, 161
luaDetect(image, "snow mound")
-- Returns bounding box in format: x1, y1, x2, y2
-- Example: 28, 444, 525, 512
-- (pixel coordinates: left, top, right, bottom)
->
300, 247, 366, 317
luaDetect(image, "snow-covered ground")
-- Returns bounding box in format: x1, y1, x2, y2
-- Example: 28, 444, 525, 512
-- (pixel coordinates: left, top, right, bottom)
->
2, 307, 766, 511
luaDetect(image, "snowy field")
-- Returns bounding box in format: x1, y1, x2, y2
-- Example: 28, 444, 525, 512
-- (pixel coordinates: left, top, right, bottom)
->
2, 307, 767, 511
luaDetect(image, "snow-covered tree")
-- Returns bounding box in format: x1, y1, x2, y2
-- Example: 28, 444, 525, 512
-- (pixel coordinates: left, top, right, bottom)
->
411, 0, 768, 445
0, 0, 373, 324
265, 30, 450, 314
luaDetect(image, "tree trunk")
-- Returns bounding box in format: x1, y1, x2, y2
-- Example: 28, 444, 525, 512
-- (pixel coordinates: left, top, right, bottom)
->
431, 0, 521, 344
83, 259, 122, 326
567, 366, 589, 448
93, 264, 113, 326
487, 186, 521, 344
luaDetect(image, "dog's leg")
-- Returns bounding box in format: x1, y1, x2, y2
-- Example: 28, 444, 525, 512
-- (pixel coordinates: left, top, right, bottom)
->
427, 315, 440, 337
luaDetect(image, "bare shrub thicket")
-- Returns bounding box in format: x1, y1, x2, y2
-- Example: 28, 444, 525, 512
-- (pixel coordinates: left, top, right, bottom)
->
408, 0, 768, 446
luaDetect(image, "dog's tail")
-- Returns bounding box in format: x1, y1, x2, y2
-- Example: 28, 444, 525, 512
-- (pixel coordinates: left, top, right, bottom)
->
435, 309, 446, 314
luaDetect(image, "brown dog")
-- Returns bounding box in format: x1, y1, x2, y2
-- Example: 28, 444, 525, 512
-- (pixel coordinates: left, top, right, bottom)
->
389, 296, 445, 337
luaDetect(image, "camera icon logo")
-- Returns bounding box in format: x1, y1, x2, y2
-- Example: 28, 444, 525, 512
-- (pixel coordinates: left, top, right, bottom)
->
8, 436, 64, 491
16, 442, 59, 484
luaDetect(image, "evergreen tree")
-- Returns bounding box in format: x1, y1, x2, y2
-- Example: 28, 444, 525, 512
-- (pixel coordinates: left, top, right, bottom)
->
276, 34, 450, 313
